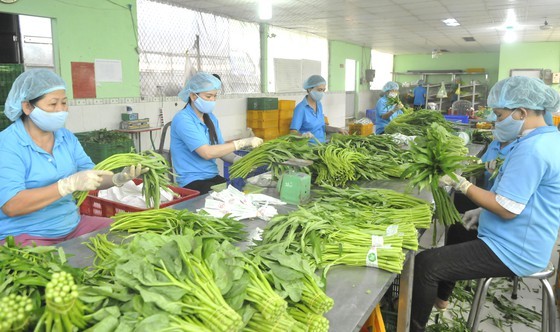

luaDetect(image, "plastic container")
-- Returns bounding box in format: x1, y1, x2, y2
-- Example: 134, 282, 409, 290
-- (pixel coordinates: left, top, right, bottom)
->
247, 109, 279, 121
366, 109, 376, 124
253, 127, 279, 141
349, 123, 373, 136
279, 108, 294, 120
247, 118, 278, 129
247, 97, 278, 110
79, 179, 199, 217
443, 115, 469, 124
81, 140, 135, 164
553, 115, 560, 127
278, 99, 295, 111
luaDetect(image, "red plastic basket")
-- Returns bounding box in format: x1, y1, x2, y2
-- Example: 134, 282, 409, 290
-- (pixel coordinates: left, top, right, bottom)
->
79, 179, 199, 218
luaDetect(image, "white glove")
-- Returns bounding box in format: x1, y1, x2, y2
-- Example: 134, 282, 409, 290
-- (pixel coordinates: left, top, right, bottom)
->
233, 137, 264, 150
462, 208, 482, 230
57, 170, 113, 197
439, 174, 473, 194
302, 132, 314, 138
338, 128, 349, 135
112, 164, 150, 187
485, 160, 497, 173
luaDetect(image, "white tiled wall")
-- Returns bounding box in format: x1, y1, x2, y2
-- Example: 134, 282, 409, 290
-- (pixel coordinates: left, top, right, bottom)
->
65, 90, 379, 152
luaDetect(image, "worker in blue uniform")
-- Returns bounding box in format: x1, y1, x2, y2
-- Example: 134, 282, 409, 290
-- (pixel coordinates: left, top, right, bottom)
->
0, 69, 146, 246
374, 81, 404, 134
290, 75, 347, 143
413, 79, 427, 110
171, 72, 263, 194
411, 76, 560, 331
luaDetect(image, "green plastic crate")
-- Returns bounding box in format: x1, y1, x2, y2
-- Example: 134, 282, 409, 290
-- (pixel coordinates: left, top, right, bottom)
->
0, 64, 24, 105
82, 140, 135, 164
247, 97, 278, 110
0, 112, 12, 131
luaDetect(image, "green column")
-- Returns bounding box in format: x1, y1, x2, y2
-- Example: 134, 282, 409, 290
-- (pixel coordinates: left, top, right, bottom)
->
259, 23, 269, 93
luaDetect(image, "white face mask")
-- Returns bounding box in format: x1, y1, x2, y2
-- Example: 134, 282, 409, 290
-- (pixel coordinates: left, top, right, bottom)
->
388, 92, 398, 98
29, 106, 68, 131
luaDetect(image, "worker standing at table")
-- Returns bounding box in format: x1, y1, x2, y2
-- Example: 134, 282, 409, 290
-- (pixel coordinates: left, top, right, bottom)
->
0, 69, 146, 246
290, 75, 347, 143
171, 72, 263, 194
374, 81, 404, 134
413, 79, 427, 110
411, 76, 560, 331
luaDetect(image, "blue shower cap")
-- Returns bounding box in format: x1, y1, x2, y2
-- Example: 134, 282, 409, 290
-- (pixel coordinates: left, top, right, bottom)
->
4, 69, 66, 121
382, 81, 399, 92
178, 72, 222, 102
488, 76, 560, 113
303, 75, 326, 90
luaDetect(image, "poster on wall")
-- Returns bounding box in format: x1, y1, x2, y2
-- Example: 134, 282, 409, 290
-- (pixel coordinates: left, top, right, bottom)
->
71, 62, 96, 98
94, 59, 123, 82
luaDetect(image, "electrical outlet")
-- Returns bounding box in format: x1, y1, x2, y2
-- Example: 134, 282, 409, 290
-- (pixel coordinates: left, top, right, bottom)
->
110, 98, 118, 104
94, 99, 103, 105
76, 99, 86, 106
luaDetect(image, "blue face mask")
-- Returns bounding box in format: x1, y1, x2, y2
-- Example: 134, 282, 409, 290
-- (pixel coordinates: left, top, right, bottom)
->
486, 112, 497, 122
493, 111, 524, 143
29, 106, 68, 132
310, 90, 324, 102
193, 94, 216, 114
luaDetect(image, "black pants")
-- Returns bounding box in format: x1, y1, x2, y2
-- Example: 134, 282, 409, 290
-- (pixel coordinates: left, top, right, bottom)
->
410, 193, 515, 332
184, 175, 226, 195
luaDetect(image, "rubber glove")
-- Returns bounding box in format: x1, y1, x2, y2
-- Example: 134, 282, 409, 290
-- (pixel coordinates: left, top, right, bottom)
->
438, 173, 473, 194
462, 208, 482, 230
338, 128, 349, 135
233, 137, 264, 150
57, 170, 113, 197
485, 160, 497, 173
302, 132, 314, 138
112, 164, 150, 187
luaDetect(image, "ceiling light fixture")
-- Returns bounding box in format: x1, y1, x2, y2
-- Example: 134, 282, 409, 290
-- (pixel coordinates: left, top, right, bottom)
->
503, 8, 518, 29
442, 18, 460, 27
503, 29, 517, 43
259, 0, 272, 20
540, 18, 553, 30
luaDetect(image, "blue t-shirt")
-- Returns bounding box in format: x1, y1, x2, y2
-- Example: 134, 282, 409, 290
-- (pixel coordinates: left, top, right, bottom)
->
375, 96, 403, 134
170, 105, 225, 187
0, 119, 94, 239
290, 96, 326, 143
413, 86, 427, 106
478, 126, 560, 276
479, 139, 516, 190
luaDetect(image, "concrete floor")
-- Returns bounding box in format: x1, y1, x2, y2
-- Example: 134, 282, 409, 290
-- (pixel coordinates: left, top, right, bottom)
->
419, 222, 560, 331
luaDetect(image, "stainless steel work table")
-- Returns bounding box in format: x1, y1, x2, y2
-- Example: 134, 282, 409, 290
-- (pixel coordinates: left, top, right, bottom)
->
58, 143, 486, 332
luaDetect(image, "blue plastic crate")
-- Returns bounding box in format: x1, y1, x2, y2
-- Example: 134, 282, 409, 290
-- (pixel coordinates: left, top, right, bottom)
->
223, 150, 269, 190
444, 115, 469, 124
366, 109, 376, 124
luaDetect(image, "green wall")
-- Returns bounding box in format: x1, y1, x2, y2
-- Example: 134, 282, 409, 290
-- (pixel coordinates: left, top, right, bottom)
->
328, 40, 371, 92
394, 52, 500, 88
0, 0, 140, 98
498, 42, 560, 83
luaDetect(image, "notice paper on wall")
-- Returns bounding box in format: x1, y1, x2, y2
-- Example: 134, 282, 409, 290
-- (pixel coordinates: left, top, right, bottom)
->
94, 59, 122, 83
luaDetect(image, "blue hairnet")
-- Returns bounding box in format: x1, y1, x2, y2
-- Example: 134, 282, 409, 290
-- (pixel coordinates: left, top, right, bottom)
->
382, 81, 399, 92
178, 72, 222, 102
488, 76, 560, 113
417, 79, 424, 85
4, 69, 66, 121
303, 75, 326, 90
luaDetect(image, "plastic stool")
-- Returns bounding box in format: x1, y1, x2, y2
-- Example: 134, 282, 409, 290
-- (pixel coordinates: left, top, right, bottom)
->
467, 262, 556, 332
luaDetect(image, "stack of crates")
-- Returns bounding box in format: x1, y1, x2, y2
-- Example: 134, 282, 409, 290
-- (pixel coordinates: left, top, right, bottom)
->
247, 97, 279, 141
278, 99, 295, 136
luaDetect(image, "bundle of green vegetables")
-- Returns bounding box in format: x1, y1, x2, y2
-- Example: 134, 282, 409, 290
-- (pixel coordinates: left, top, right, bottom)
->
461, 157, 503, 181
384, 109, 454, 136
321, 242, 405, 274
312, 144, 368, 187
74, 150, 174, 208
402, 123, 474, 226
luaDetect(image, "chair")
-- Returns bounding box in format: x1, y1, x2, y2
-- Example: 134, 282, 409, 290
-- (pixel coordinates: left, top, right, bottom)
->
157, 121, 173, 181
466, 262, 556, 332
451, 100, 472, 116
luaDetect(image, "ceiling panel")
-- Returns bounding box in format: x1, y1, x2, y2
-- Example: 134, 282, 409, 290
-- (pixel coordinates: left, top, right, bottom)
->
155, 0, 560, 54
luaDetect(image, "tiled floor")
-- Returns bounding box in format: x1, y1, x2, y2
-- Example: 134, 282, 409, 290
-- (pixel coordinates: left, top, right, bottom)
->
419, 223, 560, 331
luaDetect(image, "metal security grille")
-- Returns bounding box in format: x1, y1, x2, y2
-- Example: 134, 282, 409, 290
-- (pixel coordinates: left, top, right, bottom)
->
137, 0, 261, 97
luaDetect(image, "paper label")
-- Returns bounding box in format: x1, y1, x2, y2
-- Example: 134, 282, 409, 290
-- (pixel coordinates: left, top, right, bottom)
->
371, 235, 384, 247
365, 247, 379, 268
386, 225, 399, 236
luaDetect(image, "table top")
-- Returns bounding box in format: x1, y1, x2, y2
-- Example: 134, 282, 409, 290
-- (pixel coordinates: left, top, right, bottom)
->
116, 127, 162, 133
58, 142, 486, 332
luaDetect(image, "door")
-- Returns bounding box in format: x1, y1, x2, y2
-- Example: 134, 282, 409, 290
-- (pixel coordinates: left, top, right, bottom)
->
345, 59, 356, 119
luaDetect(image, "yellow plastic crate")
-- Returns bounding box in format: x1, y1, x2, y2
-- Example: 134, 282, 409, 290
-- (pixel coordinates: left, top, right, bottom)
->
247, 110, 279, 121
247, 118, 278, 129
349, 123, 373, 136
279, 108, 294, 120
553, 115, 560, 126
278, 99, 296, 111
253, 127, 279, 141
278, 118, 292, 131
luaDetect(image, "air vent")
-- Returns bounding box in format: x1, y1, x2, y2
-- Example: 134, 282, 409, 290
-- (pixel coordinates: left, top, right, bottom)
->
463, 37, 476, 42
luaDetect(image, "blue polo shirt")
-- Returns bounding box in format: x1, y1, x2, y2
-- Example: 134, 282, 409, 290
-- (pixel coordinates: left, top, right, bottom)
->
0, 119, 94, 239
170, 105, 225, 187
375, 96, 403, 134
413, 86, 427, 106
478, 126, 560, 276
290, 96, 326, 143
480, 139, 516, 189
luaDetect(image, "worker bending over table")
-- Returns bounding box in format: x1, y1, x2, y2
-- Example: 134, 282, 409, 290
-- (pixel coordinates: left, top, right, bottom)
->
411, 76, 560, 331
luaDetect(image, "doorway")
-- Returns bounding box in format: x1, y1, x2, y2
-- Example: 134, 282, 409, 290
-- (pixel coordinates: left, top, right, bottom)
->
345, 58, 356, 120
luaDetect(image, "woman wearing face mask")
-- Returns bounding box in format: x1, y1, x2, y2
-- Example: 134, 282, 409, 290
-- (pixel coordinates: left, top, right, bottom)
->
290, 75, 347, 143
0, 69, 146, 246
410, 76, 560, 332
171, 72, 263, 194
374, 81, 404, 134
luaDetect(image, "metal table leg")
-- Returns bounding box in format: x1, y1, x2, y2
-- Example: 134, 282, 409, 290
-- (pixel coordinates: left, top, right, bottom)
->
397, 251, 414, 332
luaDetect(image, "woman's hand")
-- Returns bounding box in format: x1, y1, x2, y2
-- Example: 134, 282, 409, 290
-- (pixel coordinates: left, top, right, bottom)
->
57, 170, 113, 196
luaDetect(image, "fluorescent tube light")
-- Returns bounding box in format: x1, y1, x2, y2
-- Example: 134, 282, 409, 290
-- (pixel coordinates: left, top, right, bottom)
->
442, 18, 460, 27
